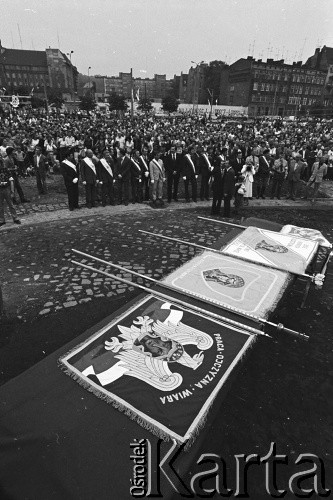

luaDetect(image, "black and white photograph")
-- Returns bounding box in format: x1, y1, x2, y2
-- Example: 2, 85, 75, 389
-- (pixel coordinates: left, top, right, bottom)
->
0, 1, 332, 498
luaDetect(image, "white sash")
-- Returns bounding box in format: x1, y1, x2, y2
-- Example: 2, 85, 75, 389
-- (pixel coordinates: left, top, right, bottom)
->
139, 155, 149, 171
100, 158, 113, 177
153, 159, 163, 174
63, 159, 77, 172
83, 157, 96, 175
186, 154, 196, 174
203, 153, 212, 171
131, 158, 141, 173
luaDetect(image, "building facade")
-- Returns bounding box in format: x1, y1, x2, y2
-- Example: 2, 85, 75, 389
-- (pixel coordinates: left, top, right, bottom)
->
226, 56, 326, 116
0, 42, 77, 100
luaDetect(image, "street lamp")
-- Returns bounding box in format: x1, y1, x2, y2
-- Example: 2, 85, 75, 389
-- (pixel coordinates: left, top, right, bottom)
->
67, 50, 74, 63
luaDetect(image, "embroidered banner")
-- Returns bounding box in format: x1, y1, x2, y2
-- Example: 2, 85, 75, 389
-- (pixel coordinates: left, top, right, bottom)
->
222, 227, 318, 274
60, 295, 254, 444
280, 225, 332, 249
163, 251, 290, 318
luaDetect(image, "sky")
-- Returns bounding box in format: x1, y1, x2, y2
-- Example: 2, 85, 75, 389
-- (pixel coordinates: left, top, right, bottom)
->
1, 0, 332, 79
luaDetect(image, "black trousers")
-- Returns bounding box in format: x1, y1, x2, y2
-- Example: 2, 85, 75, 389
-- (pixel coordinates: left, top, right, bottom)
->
118, 179, 130, 204
211, 194, 222, 215
199, 173, 210, 200
13, 175, 26, 202
184, 177, 197, 202
65, 182, 79, 209
167, 174, 180, 201
223, 194, 232, 217
131, 178, 141, 203
85, 183, 97, 207
270, 176, 284, 198
101, 182, 114, 205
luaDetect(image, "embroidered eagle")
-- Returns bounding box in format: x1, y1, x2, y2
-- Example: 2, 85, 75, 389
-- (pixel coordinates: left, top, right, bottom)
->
81, 307, 214, 391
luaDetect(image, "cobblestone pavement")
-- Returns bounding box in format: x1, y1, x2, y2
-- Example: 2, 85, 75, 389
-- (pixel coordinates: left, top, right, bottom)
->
1, 176, 332, 230
1, 203, 332, 324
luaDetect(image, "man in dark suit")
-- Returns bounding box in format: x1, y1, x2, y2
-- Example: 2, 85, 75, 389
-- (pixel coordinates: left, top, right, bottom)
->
182, 146, 198, 202
96, 150, 115, 206
222, 160, 235, 218
210, 160, 225, 215
230, 150, 244, 176
137, 147, 151, 201
33, 146, 49, 195
115, 149, 132, 205
130, 152, 142, 203
80, 149, 98, 208
164, 145, 182, 202
198, 147, 213, 201
256, 149, 271, 199
60, 149, 80, 211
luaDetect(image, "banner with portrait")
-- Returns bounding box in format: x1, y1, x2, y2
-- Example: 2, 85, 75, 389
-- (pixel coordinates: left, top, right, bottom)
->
60, 295, 254, 444
222, 227, 318, 274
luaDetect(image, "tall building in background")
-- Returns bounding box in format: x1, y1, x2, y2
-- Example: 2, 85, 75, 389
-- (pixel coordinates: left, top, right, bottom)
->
226, 56, 326, 116
0, 41, 77, 99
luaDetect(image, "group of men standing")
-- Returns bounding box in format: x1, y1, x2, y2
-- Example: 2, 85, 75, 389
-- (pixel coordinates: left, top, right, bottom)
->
59, 145, 226, 211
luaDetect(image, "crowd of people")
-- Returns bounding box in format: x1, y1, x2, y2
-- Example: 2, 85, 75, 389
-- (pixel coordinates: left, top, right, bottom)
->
0, 107, 332, 225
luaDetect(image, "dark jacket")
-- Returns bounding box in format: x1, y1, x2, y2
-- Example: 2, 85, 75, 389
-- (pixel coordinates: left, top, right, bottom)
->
223, 167, 235, 196
96, 158, 115, 183
60, 160, 79, 185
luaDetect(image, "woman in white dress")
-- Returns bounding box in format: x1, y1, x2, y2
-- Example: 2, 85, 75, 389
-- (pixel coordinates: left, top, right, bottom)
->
241, 157, 256, 205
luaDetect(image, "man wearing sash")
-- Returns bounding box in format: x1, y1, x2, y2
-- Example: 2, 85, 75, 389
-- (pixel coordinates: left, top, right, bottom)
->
130, 152, 143, 204
60, 149, 80, 211
96, 150, 115, 207
149, 150, 166, 208
115, 149, 132, 206
137, 147, 151, 202
182, 146, 198, 203
80, 149, 98, 208
198, 146, 213, 201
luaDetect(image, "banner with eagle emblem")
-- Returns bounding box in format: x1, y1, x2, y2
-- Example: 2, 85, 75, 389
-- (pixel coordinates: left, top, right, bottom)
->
222, 227, 318, 274
164, 251, 291, 319
60, 295, 254, 444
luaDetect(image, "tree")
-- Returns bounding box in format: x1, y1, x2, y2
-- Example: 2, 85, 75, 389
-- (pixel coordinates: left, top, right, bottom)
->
80, 95, 95, 112
162, 95, 179, 113
203, 60, 228, 105
47, 90, 64, 109
108, 92, 128, 113
31, 95, 45, 109
137, 97, 153, 113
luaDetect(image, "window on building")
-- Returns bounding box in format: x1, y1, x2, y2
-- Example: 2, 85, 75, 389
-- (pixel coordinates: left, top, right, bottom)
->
253, 82, 258, 90
305, 87, 309, 95
230, 85, 235, 92
282, 86, 287, 93
284, 74, 289, 81
261, 83, 265, 91
302, 98, 307, 105
266, 83, 270, 91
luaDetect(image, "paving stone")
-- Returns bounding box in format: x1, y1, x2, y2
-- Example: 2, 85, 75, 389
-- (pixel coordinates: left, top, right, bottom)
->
34, 275, 40, 280
86, 289, 93, 295
63, 301, 77, 308
79, 298, 92, 303
39, 309, 50, 315
43, 275, 51, 279
81, 279, 91, 285
44, 302, 53, 307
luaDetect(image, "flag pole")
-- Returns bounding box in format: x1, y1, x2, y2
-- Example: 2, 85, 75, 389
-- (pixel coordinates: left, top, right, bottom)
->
71, 258, 270, 338
198, 216, 247, 229
138, 230, 314, 281
71, 249, 309, 340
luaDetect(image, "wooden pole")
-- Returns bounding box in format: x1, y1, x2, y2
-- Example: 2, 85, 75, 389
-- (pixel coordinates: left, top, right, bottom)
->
71, 259, 270, 338
71, 250, 309, 340
197, 216, 247, 229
